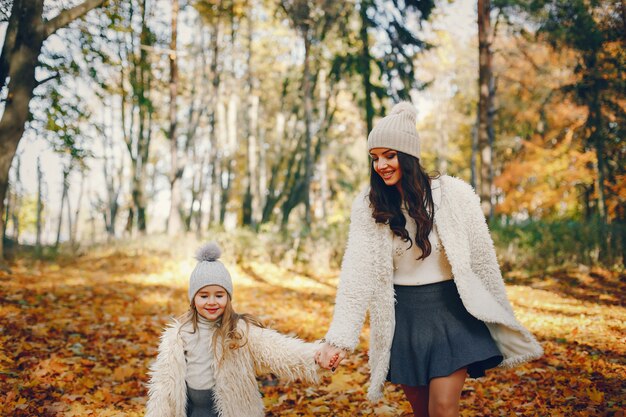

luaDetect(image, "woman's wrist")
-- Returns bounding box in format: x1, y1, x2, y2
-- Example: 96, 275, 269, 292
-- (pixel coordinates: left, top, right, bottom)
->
320, 338, 349, 352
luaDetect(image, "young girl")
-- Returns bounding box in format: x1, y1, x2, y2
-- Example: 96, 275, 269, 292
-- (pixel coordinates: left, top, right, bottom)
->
316, 102, 543, 417
145, 242, 320, 417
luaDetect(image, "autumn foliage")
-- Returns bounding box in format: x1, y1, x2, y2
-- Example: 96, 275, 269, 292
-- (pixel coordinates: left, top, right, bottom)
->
0, 242, 624, 416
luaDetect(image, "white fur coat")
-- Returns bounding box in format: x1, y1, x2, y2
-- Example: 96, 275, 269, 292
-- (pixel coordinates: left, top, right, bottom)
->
325, 175, 543, 401
145, 320, 320, 417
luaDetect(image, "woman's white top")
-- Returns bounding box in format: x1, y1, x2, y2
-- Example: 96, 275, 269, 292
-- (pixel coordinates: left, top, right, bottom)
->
392, 179, 454, 286
180, 316, 216, 390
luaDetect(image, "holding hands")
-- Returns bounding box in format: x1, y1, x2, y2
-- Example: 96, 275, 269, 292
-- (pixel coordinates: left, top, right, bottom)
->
315, 342, 347, 372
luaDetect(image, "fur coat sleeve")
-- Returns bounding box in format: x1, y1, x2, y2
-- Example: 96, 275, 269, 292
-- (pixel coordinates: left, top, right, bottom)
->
324, 191, 380, 351
145, 321, 187, 417
247, 325, 321, 384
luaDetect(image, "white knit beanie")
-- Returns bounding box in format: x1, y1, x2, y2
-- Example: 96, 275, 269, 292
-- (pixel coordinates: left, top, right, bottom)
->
188, 242, 233, 302
367, 101, 420, 158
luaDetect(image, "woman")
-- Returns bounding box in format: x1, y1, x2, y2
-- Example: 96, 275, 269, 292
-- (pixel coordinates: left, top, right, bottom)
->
315, 102, 542, 417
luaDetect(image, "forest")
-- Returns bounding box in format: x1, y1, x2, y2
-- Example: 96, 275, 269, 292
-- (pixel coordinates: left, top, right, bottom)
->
0, 0, 624, 416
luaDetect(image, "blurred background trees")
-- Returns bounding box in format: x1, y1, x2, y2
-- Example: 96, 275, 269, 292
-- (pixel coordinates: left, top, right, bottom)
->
0, 0, 623, 270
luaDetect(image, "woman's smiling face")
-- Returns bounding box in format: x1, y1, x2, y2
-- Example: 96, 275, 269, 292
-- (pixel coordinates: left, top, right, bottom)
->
370, 148, 402, 187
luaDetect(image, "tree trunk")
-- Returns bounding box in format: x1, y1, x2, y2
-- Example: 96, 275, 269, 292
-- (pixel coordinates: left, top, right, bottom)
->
71, 172, 85, 244
2, 180, 10, 244
258, 126, 267, 219
65, 176, 73, 246
126, 0, 152, 234
102, 125, 122, 238
359, 0, 375, 135
281, 158, 306, 227
10, 155, 21, 242
243, 10, 259, 227
243, 94, 260, 227
477, 0, 493, 218
167, 0, 182, 235
261, 112, 286, 223
36, 157, 43, 255
0, 0, 45, 258
471, 114, 478, 190
207, 17, 222, 227
316, 69, 329, 222
590, 88, 607, 223
137, 0, 152, 233
219, 94, 237, 226
55, 166, 70, 248
302, 32, 313, 230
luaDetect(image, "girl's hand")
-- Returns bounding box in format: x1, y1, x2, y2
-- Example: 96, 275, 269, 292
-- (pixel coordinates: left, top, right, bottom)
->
315, 342, 347, 372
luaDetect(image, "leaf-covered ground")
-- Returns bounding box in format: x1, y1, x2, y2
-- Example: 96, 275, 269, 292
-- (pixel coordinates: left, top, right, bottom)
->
1, 244, 624, 416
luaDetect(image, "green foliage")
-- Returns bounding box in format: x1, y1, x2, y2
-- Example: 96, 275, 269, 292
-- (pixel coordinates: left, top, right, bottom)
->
43, 85, 91, 164
490, 217, 625, 272
329, 0, 435, 126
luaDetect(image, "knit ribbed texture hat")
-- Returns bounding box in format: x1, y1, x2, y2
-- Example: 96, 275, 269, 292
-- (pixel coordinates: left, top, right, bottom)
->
188, 242, 233, 302
367, 101, 420, 159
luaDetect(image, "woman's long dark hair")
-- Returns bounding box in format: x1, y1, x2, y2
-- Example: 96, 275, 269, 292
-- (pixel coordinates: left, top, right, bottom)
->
369, 152, 439, 260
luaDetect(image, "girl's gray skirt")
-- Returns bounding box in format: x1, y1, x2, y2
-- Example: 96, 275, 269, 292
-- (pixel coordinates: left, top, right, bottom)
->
187, 385, 218, 417
387, 279, 503, 387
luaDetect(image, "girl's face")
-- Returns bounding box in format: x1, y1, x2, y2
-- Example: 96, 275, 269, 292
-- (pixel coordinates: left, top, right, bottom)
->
194, 285, 228, 321
370, 148, 402, 187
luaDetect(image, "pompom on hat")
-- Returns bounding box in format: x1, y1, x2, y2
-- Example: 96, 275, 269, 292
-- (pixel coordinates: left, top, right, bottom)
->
188, 242, 233, 301
367, 101, 420, 159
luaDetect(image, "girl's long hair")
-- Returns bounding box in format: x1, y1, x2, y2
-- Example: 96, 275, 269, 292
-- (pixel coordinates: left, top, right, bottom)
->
179, 296, 264, 363
369, 152, 439, 260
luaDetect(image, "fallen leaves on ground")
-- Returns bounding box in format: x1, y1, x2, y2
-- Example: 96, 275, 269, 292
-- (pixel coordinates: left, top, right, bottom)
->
0, 247, 624, 416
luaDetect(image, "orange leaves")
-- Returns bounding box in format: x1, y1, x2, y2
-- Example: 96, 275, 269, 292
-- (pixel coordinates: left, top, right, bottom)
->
1, 249, 625, 416
32, 357, 67, 379
112, 364, 136, 382
495, 129, 596, 218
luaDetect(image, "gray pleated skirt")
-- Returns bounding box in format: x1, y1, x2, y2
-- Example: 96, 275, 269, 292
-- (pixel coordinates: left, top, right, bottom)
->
187, 386, 218, 417
387, 280, 503, 387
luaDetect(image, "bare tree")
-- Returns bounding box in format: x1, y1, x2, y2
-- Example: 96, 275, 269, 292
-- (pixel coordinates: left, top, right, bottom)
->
166, 0, 183, 235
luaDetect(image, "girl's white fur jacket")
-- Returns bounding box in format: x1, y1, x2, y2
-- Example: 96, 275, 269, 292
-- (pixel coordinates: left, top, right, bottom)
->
325, 175, 543, 401
145, 320, 320, 417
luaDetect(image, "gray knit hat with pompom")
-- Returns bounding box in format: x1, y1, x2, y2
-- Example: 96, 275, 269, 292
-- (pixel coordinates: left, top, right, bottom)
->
367, 101, 420, 159
188, 242, 233, 301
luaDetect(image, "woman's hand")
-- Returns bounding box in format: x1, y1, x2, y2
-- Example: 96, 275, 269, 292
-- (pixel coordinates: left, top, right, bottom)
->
315, 342, 347, 372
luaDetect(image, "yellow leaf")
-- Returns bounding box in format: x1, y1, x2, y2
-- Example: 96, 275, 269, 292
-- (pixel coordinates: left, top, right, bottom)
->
81, 377, 96, 389
587, 387, 604, 403
112, 364, 134, 381
374, 404, 398, 415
